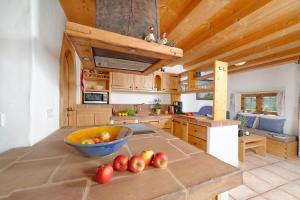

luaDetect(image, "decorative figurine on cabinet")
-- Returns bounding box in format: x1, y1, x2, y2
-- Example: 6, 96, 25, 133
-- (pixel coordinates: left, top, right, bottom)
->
158, 32, 168, 45
144, 26, 156, 42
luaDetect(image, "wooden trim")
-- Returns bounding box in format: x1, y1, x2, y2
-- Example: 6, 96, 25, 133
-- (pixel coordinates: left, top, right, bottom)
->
230, 55, 300, 74
240, 92, 278, 114
59, 0, 96, 27
213, 60, 228, 120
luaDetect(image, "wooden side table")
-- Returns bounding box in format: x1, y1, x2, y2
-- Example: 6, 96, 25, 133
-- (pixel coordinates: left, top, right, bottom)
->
239, 134, 267, 162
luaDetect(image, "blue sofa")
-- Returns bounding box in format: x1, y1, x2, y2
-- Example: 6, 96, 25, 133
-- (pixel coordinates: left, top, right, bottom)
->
197, 106, 230, 119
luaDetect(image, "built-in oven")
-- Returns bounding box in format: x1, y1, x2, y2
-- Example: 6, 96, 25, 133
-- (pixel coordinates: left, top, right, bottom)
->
83, 91, 108, 104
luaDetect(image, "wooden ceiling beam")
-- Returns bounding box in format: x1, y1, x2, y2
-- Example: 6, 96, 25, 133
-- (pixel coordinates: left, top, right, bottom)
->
178, 0, 271, 51
229, 55, 300, 74
182, 0, 300, 70
59, 0, 96, 27
229, 46, 300, 69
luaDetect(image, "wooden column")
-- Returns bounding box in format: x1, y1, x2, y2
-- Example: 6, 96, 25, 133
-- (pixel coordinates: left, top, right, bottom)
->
213, 60, 228, 120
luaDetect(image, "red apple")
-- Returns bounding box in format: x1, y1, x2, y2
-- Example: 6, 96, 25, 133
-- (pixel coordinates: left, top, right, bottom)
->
128, 155, 145, 173
140, 150, 154, 166
96, 164, 114, 184
152, 152, 168, 169
113, 154, 129, 172
93, 137, 103, 144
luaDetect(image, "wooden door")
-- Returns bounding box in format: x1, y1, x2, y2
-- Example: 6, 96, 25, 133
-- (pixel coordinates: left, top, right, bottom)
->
76, 111, 94, 126
133, 75, 144, 90
60, 36, 77, 127
111, 72, 134, 90
161, 73, 170, 92
143, 74, 154, 91
162, 73, 179, 92
169, 74, 179, 91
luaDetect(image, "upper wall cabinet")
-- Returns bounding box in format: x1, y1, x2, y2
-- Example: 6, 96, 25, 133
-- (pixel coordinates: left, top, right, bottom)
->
111, 72, 134, 90
111, 72, 178, 93
162, 73, 179, 92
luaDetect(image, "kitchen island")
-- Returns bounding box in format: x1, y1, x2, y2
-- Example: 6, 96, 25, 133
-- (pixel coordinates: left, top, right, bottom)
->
0, 125, 241, 200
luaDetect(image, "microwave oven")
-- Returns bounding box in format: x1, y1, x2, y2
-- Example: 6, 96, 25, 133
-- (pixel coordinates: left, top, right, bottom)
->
83, 91, 108, 104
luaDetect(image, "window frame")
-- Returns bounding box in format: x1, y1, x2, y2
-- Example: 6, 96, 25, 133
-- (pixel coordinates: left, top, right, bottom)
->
241, 92, 278, 115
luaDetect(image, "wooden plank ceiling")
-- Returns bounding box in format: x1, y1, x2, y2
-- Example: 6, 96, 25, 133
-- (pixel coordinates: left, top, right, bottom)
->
60, 0, 300, 74
160, 0, 300, 73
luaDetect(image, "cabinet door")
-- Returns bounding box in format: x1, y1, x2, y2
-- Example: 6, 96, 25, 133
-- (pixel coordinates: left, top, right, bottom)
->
76, 111, 94, 126
162, 73, 179, 92
112, 72, 134, 90
133, 74, 154, 91
143, 74, 154, 91
133, 75, 144, 90
172, 120, 181, 138
94, 108, 112, 125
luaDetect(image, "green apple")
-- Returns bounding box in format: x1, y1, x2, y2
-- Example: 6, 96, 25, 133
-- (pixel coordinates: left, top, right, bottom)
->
81, 139, 95, 144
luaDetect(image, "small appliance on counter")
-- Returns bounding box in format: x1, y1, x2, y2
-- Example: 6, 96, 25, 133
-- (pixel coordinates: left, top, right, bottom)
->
83, 91, 108, 104
173, 101, 183, 114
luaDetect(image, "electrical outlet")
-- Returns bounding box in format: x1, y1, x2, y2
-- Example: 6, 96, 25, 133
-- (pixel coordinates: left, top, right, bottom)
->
0, 113, 6, 127
46, 109, 54, 119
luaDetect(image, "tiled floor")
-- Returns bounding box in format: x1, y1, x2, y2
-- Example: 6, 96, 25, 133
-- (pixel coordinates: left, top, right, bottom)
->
229, 151, 300, 200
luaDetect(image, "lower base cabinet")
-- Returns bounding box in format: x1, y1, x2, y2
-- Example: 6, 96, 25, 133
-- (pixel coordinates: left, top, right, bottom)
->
172, 118, 188, 142
76, 107, 112, 126
188, 135, 207, 151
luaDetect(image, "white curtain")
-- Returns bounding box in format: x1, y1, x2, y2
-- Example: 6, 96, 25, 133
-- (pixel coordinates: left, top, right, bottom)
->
276, 91, 285, 116
229, 92, 241, 118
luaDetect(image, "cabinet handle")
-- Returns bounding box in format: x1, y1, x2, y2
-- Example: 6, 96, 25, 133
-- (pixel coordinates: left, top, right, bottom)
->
194, 130, 197, 132
136, 86, 138, 89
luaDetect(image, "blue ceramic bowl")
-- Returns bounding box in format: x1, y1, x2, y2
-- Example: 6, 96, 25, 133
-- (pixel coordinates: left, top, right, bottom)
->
64, 126, 133, 157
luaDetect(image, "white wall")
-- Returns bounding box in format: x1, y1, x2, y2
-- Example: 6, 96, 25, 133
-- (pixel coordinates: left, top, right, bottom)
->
0, 0, 32, 152
0, 0, 65, 152
29, 0, 66, 144
228, 63, 300, 135
110, 92, 171, 104
181, 93, 213, 112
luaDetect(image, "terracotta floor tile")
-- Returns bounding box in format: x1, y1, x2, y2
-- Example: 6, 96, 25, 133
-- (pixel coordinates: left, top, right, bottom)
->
251, 154, 283, 164
249, 196, 267, 200
1, 179, 87, 200
243, 172, 274, 193
53, 146, 130, 182
87, 169, 185, 200
280, 182, 300, 198
169, 139, 201, 155
229, 185, 257, 200
275, 161, 300, 174
128, 137, 188, 162
168, 153, 238, 188
0, 158, 16, 171
249, 168, 288, 186
0, 147, 31, 159
128, 133, 154, 141
246, 155, 269, 167
263, 164, 300, 181
262, 188, 298, 200
238, 160, 260, 171
20, 140, 74, 161
0, 157, 63, 196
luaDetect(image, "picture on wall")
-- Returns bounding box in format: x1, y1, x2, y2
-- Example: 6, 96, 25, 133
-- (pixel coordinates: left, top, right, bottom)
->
196, 92, 214, 100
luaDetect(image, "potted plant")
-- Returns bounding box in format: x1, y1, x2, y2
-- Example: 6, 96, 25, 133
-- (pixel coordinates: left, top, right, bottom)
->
153, 98, 161, 115
237, 115, 247, 137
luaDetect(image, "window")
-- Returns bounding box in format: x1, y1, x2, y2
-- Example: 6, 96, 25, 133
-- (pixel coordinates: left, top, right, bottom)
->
241, 93, 277, 115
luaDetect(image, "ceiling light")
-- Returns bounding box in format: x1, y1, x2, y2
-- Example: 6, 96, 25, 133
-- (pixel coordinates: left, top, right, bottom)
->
234, 61, 247, 66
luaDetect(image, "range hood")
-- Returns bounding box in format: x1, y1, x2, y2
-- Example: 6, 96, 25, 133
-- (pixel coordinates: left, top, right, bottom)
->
65, 22, 183, 75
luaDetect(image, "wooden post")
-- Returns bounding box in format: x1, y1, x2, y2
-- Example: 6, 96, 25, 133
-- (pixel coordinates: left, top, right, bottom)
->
213, 60, 228, 120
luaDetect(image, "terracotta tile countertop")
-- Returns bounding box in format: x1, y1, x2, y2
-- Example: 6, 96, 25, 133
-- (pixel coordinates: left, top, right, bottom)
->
0, 125, 242, 200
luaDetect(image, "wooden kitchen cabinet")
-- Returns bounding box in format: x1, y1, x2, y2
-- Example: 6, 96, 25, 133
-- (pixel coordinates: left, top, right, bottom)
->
76, 106, 112, 126
111, 72, 134, 90
133, 74, 154, 91
162, 73, 179, 92
188, 135, 207, 151
76, 111, 95, 126
172, 118, 188, 141
188, 123, 207, 151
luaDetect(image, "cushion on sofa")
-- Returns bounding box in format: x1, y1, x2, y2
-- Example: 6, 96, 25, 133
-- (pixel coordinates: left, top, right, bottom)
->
246, 128, 297, 143
258, 117, 286, 134
236, 114, 257, 128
